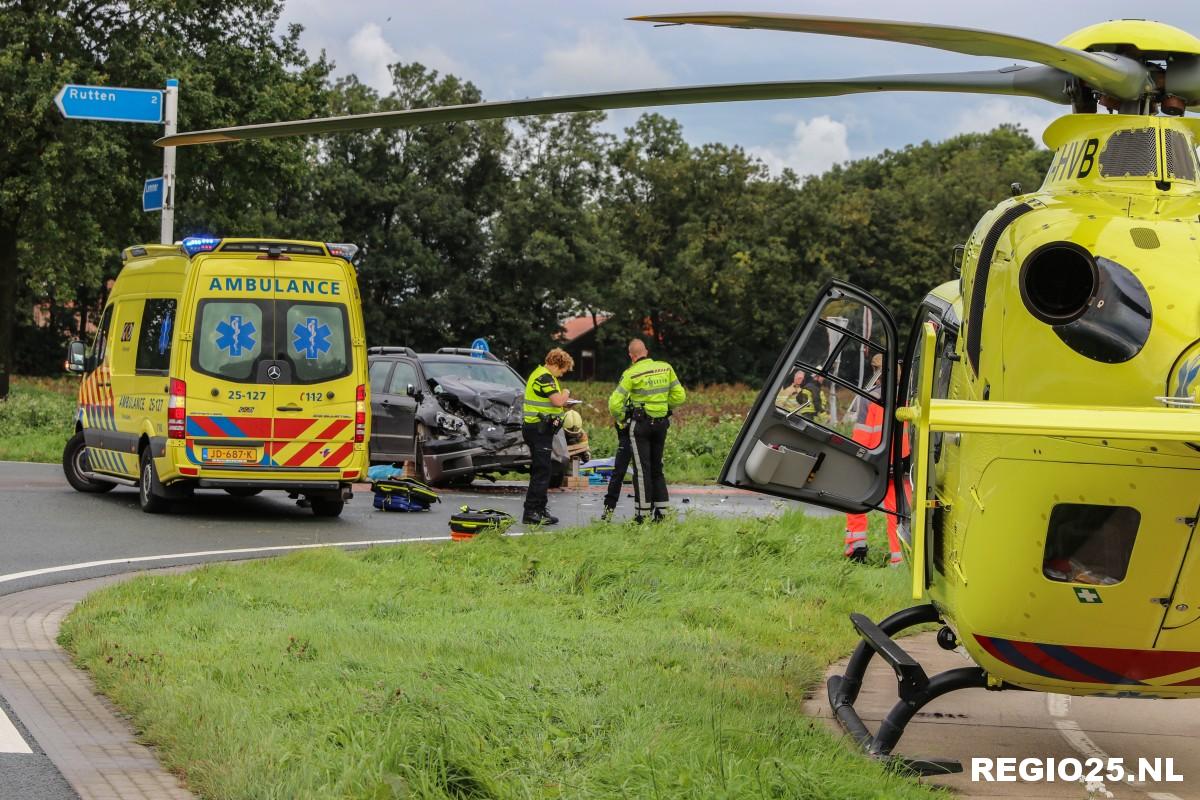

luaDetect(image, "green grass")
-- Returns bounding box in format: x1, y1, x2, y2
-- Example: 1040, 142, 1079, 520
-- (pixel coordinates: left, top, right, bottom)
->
0, 376, 77, 463
60, 512, 935, 800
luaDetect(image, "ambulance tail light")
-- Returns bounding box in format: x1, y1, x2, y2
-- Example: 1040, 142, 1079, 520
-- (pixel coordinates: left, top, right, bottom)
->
168, 378, 187, 439
355, 384, 366, 443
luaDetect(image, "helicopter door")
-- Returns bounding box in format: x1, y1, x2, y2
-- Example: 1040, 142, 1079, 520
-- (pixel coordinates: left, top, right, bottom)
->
720, 280, 898, 512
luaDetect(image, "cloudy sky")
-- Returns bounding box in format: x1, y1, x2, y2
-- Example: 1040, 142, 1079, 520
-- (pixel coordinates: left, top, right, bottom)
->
279, 1, 1200, 176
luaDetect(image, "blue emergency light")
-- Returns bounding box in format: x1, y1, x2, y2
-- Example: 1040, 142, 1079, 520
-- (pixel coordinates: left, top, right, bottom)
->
182, 236, 221, 257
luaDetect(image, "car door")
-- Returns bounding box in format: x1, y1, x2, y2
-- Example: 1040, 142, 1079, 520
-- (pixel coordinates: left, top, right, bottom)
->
368, 359, 395, 460
720, 280, 899, 513
380, 360, 419, 458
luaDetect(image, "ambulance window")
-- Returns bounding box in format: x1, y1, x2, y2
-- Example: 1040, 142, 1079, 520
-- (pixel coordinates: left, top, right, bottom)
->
284, 303, 350, 383
1043, 503, 1140, 586
195, 301, 264, 381
135, 299, 177, 374
90, 305, 113, 367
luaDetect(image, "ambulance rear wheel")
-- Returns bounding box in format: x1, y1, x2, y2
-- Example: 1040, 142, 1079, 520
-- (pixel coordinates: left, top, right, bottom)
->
62, 432, 116, 494
138, 450, 170, 514
310, 497, 344, 517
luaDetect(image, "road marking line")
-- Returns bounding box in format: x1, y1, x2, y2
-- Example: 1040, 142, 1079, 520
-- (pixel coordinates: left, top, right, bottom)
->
1147, 794, 1184, 800
1046, 693, 1071, 718
0, 536, 455, 586
0, 706, 32, 754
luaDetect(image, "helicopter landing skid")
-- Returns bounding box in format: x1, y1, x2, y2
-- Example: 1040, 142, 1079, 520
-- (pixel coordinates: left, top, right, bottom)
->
827, 603, 989, 776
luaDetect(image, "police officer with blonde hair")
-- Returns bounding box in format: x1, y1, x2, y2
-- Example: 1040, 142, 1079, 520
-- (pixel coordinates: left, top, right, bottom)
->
608, 339, 686, 522
522, 347, 574, 524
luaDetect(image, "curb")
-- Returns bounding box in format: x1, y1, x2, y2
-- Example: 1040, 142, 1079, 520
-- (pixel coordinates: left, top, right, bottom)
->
0, 572, 193, 800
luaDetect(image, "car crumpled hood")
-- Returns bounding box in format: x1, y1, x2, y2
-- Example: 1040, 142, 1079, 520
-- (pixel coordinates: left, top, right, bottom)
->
432, 377, 523, 425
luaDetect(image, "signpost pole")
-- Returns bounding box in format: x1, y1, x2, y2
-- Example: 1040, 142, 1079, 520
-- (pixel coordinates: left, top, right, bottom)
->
160, 78, 179, 245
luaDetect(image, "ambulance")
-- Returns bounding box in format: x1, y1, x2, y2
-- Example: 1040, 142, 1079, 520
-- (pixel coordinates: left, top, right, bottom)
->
63, 237, 370, 516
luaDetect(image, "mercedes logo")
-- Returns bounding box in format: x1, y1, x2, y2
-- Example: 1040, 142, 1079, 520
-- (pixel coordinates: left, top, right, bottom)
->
267, 365, 282, 381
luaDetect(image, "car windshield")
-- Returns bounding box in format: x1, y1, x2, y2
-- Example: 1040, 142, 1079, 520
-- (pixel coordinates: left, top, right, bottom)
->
422, 359, 524, 389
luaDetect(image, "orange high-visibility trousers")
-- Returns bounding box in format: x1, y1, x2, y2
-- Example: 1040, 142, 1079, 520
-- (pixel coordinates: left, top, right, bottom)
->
844, 402, 902, 564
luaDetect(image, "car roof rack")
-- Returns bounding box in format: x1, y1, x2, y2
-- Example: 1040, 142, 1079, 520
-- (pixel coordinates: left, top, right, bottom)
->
367, 346, 418, 357
435, 347, 499, 361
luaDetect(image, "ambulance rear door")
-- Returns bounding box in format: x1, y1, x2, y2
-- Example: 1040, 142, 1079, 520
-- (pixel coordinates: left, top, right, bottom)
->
185, 258, 276, 470
267, 253, 359, 474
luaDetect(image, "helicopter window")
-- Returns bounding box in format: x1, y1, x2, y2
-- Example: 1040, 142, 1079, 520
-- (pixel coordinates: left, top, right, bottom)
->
773, 295, 891, 447
1042, 503, 1140, 586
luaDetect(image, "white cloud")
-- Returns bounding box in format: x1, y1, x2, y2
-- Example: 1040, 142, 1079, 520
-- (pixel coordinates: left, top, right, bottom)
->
346, 23, 399, 93
530, 31, 671, 95
949, 98, 1058, 147
406, 45, 468, 80
751, 115, 851, 178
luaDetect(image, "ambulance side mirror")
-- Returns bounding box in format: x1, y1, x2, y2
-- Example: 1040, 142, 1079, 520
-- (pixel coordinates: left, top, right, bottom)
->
65, 340, 87, 374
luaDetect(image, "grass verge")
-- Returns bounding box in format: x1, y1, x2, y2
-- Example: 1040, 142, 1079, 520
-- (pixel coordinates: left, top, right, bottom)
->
0, 376, 76, 463
60, 511, 935, 799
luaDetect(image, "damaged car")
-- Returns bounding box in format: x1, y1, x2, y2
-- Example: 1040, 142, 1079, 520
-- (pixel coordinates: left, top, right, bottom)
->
367, 347, 539, 486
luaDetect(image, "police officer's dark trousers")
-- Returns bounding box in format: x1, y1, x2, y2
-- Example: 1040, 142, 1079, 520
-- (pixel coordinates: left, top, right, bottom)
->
522, 421, 555, 515
603, 423, 632, 509
628, 415, 669, 518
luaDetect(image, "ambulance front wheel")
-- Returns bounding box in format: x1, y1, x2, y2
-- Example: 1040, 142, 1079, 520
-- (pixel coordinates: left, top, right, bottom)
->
62, 432, 116, 494
138, 450, 170, 514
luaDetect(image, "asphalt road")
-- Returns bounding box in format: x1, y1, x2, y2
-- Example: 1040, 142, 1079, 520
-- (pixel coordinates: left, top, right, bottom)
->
0, 461, 790, 597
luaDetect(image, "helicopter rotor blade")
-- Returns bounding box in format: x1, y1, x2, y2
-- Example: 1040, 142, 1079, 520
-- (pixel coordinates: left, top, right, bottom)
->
630, 12, 1151, 100
156, 66, 1070, 147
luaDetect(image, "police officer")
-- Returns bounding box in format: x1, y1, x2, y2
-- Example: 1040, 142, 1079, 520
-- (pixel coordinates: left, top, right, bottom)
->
607, 339, 686, 522
600, 348, 639, 522
522, 347, 574, 525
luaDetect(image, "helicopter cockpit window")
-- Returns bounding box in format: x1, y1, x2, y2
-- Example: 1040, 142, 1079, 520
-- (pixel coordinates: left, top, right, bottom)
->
772, 298, 890, 447
1042, 503, 1140, 586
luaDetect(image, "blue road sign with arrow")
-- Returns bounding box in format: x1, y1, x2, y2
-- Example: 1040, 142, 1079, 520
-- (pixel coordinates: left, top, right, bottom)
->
143, 177, 165, 212
470, 338, 490, 358
55, 84, 163, 123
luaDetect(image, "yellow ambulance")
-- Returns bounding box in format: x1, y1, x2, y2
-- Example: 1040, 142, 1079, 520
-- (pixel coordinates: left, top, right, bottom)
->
63, 237, 370, 516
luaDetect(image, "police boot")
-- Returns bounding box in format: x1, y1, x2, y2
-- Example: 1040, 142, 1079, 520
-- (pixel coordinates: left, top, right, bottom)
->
652, 509, 666, 523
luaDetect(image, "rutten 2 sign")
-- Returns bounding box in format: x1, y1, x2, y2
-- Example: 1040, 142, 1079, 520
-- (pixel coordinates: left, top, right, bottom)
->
55, 84, 163, 124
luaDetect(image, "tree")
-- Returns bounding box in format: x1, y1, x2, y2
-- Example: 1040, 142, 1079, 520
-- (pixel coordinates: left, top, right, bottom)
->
0, 0, 329, 395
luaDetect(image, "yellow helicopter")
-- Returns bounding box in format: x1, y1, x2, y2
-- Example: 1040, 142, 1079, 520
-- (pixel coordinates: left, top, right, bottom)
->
159, 12, 1200, 774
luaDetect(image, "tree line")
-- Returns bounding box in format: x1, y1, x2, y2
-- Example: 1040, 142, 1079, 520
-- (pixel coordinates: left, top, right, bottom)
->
1, 0, 1054, 397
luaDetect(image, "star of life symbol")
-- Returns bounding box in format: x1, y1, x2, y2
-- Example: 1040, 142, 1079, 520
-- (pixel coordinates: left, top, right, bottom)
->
1074, 587, 1103, 604
293, 317, 332, 361
215, 315, 256, 357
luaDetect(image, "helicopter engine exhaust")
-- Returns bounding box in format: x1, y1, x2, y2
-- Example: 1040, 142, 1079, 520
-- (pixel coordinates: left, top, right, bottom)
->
1020, 242, 1152, 363
1019, 242, 1097, 325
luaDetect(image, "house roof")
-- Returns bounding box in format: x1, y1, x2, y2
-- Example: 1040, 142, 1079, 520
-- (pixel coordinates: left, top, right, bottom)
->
559, 314, 611, 343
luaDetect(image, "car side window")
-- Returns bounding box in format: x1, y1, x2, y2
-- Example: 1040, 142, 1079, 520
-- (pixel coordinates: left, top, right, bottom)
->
369, 360, 393, 395
387, 361, 419, 395
135, 298, 177, 374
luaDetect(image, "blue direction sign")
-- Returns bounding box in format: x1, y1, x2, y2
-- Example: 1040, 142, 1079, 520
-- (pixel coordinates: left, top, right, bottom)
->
143, 177, 165, 212
55, 84, 163, 123
470, 337, 490, 358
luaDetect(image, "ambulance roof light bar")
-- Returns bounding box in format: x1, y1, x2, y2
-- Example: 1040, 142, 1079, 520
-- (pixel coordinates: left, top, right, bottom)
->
181, 236, 221, 257
326, 243, 359, 261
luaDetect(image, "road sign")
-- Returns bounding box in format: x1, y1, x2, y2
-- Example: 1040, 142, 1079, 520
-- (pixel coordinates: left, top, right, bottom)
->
142, 177, 165, 212
470, 337, 490, 358
55, 84, 163, 123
